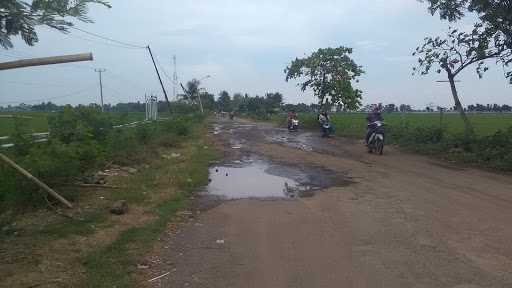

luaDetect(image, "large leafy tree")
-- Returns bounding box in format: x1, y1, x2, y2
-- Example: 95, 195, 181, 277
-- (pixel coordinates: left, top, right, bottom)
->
217, 91, 232, 112
0, 0, 111, 49
413, 25, 510, 135
264, 92, 283, 112
285, 46, 364, 110
231, 92, 244, 111
419, 0, 512, 80
183, 79, 201, 103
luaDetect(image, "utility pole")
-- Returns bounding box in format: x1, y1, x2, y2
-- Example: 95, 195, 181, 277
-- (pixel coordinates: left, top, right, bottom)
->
173, 55, 178, 100
95, 68, 106, 112
146, 45, 171, 113
197, 75, 211, 114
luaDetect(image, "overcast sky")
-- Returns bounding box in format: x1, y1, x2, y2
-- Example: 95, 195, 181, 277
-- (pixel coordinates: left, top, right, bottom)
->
1, 0, 510, 108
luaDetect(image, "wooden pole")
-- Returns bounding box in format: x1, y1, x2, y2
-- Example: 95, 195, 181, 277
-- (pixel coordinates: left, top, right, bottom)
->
0, 53, 93, 71
0, 153, 73, 208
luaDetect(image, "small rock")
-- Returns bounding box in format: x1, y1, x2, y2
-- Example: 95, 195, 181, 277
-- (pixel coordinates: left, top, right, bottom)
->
171, 153, 181, 158
110, 200, 128, 215
122, 167, 138, 174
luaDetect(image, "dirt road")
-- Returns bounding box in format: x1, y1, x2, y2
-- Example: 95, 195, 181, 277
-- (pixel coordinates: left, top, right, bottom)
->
143, 118, 512, 287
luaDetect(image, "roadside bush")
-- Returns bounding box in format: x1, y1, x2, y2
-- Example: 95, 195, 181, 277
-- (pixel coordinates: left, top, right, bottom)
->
0, 109, 205, 211
474, 128, 512, 170
395, 126, 445, 145
162, 117, 190, 136
11, 117, 33, 157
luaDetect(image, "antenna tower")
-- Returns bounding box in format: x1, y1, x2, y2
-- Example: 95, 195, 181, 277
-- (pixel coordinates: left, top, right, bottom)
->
173, 55, 178, 100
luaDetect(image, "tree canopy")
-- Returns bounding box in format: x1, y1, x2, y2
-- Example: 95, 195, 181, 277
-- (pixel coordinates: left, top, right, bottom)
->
285, 46, 364, 110
217, 91, 232, 112
413, 25, 509, 80
0, 0, 111, 49
419, 0, 512, 80
183, 79, 201, 103
411, 25, 510, 135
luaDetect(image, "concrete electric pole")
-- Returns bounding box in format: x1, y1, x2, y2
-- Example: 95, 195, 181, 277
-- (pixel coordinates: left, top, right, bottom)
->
95, 68, 106, 112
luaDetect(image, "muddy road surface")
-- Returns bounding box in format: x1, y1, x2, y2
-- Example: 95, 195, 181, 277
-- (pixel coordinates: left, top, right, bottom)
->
143, 118, 512, 288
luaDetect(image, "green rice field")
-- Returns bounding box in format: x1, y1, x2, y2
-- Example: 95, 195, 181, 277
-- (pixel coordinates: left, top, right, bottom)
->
276, 112, 512, 138
0, 112, 145, 136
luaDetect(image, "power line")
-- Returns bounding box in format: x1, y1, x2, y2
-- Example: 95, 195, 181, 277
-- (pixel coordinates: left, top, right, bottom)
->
60, 29, 144, 50
0, 85, 96, 105
107, 70, 146, 91
2, 80, 71, 88
102, 85, 134, 103
69, 26, 146, 49
153, 55, 173, 83
0, 53, 19, 59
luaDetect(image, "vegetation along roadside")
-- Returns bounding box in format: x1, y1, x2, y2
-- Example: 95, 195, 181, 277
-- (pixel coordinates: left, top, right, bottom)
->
0, 106, 219, 287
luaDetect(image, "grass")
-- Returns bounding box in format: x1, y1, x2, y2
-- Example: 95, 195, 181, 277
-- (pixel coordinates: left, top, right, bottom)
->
0, 114, 219, 287
0, 111, 145, 136
38, 210, 109, 239
272, 112, 512, 138
83, 126, 218, 287
84, 193, 187, 287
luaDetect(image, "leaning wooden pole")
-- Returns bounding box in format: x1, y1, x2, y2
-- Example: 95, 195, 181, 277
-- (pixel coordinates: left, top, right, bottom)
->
0, 153, 73, 208
0, 53, 93, 71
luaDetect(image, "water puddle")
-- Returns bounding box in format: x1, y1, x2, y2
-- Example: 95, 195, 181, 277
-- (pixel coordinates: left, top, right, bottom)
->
206, 158, 351, 200
212, 125, 223, 135
266, 132, 314, 152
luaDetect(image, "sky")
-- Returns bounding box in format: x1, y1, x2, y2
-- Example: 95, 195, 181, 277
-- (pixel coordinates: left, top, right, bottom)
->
1, 0, 511, 109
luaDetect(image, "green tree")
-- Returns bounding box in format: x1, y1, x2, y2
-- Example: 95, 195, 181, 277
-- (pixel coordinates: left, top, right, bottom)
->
232, 92, 244, 112
419, 0, 512, 81
412, 25, 509, 135
264, 92, 283, 113
201, 92, 216, 111
285, 46, 364, 110
0, 0, 111, 49
246, 96, 266, 116
217, 90, 232, 112
183, 79, 200, 103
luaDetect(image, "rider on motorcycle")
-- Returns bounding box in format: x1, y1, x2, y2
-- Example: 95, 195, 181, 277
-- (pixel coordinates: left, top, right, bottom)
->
318, 111, 333, 137
318, 111, 329, 125
365, 105, 383, 145
287, 110, 297, 129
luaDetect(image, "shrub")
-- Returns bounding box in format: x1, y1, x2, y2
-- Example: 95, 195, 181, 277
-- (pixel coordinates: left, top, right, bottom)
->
1, 109, 204, 211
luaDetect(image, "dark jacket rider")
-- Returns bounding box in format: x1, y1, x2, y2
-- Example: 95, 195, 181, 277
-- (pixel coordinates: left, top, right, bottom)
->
365, 107, 383, 145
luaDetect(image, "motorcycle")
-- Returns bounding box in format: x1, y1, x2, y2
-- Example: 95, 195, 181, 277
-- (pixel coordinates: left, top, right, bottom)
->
367, 121, 385, 155
288, 119, 299, 132
321, 122, 333, 138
